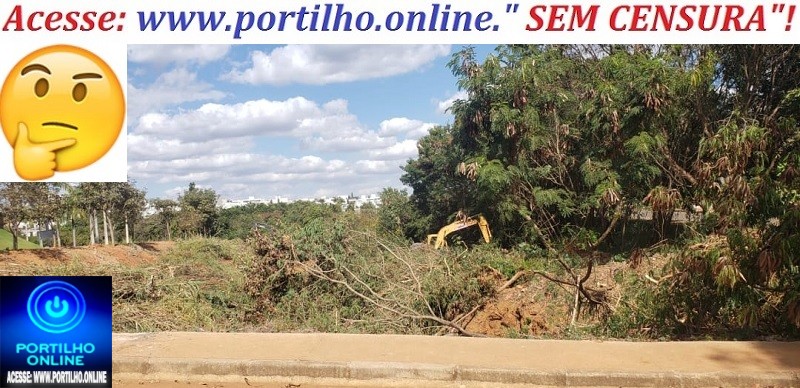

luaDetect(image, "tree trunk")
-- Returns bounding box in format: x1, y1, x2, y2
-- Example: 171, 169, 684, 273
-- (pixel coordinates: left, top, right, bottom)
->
71, 217, 77, 247
102, 209, 109, 245
109, 211, 116, 246
12, 232, 18, 250
590, 204, 623, 250
166, 219, 172, 241
89, 212, 95, 245
54, 223, 61, 248
93, 210, 100, 243
570, 286, 580, 327
124, 215, 131, 244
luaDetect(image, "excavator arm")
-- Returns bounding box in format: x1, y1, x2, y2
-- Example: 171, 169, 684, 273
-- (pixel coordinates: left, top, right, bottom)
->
427, 215, 492, 249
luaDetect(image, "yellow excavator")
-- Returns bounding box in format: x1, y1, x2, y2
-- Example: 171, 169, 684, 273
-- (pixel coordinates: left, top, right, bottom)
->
426, 214, 492, 249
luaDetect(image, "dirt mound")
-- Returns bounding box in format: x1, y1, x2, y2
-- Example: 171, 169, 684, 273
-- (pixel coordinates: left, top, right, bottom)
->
465, 252, 672, 337
0, 241, 173, 272
466, 296, 549, 337
465, 270, 555, 337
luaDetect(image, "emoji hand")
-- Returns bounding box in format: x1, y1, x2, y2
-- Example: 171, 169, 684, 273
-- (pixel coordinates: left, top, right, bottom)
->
13, 122, 76, 180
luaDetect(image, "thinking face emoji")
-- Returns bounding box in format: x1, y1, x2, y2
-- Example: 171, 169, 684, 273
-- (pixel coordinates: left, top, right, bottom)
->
0, 45, 125, 180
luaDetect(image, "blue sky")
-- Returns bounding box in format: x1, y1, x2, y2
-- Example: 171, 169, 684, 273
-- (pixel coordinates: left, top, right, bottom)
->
126, 44, 495, 200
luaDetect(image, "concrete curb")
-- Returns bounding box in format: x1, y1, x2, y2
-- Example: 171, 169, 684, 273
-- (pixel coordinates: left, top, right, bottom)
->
113, 356, 800, 387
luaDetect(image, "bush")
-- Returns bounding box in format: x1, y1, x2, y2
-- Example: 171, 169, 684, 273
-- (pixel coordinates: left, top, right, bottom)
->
244, 212, 499, 335
602, 228, 800, 340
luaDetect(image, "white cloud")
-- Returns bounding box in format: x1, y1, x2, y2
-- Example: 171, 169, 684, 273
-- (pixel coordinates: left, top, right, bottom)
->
223, 45, 451, 85
379, 117, 436, 139
436, 90, 468, 114
164, 186, 185, 199
128, 45, 231, 65
126, 45, 466, 200
135, 158, 407, 200
129, 151, 400, 198
127, 68, 226, 121
131, 153, 348, 179
302, 133, 395, 152
133, 97, 344, 142
131, 97, 410, 155
367, 140, 418, 160
354, 160, 399, 175
128, 95, 439, 200
128, 134, 251, 162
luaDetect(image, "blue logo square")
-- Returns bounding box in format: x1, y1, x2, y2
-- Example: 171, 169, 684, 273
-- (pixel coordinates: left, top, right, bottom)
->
0, 276, 112, 387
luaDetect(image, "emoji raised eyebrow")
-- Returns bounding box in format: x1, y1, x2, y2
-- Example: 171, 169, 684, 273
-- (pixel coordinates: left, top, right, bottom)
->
21, 64, 51, 76
73, 73, 102, 80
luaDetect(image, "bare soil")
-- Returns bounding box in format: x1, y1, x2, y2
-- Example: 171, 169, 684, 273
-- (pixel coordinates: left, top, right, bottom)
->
464, 252, 670, 337
0, 241, 173, 272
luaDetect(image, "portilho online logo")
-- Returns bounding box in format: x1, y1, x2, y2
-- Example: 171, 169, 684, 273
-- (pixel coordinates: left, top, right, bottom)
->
26, 280, 87, 334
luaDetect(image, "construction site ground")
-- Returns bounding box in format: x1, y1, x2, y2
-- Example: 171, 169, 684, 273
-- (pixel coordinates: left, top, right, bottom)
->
0, 241, 171, 268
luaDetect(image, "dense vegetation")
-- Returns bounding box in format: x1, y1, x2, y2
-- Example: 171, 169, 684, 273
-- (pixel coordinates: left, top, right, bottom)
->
1, 44, 797, 339
397, 45, 799, 338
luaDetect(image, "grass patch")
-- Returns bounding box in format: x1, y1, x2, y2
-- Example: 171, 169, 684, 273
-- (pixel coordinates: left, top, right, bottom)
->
0, 229, 40, 250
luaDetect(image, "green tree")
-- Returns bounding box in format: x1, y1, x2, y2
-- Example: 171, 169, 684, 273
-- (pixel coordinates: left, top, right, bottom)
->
151, 198, 178, 240
404, 45, 722, 248
661, 45, 800, 334
79, 183, 126, 245
377, 188, 420, 238
35, 183, 64, 247
401, 125, 473, 240
0, 183, 56, 249
217, 203, 272, 239
77, 182, 106, 245
177, 182, 219, 237
406, 44, 800, 336
62, 184, 85, 247
118, 182, 147, 244
359, 202, 377, 213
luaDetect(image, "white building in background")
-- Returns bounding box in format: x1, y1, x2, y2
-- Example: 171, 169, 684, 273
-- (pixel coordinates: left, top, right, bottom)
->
142, 203, 159, 217
219, 196, 290, 209
350, 193, 381, 208
18, 222, 40, 238
218, 193, 381, 211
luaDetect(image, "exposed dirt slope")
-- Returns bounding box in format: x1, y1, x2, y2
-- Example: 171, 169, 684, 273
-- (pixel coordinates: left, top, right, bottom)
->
0, 241, 173, 273
464, 253, 670, 337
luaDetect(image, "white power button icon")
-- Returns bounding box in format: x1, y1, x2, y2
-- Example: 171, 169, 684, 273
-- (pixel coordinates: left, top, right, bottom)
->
45, 295, 70, 318
27, 280, 86, 334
